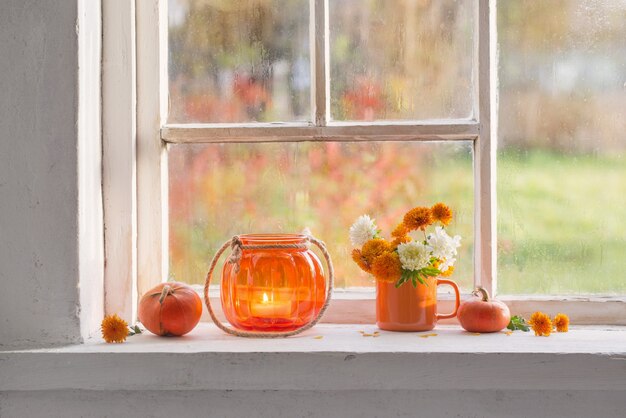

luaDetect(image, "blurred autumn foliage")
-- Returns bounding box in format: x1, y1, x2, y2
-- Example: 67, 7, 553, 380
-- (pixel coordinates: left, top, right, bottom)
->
167, 0, 626, 293
169, 141, 474, 288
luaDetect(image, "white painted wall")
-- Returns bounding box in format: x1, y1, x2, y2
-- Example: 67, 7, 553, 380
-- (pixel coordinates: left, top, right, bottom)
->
0, 0, 102, 350
0, 0, 81, 348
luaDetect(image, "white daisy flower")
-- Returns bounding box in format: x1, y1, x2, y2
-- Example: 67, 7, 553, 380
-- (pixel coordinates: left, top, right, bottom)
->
427, 226, 461, 261
397, 241, 433, 271
349, 215, 378, 247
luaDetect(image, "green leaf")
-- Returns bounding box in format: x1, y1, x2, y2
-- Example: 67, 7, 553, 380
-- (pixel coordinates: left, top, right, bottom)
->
395, 273, 409, 288
398, 269, 418, 288
134, 325, 142, 334
421, 267, 441, 277
416, 273, 426, 285
507, 315, 530, 332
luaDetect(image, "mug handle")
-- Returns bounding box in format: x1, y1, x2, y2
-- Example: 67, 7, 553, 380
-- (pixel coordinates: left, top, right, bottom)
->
435, 278, 461, 320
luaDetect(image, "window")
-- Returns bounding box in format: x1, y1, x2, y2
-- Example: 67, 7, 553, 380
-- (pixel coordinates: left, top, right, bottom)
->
168, 0, 310, 123
497, 0, 626, 295
103, 0, 625, 323
165, 0, 480, 295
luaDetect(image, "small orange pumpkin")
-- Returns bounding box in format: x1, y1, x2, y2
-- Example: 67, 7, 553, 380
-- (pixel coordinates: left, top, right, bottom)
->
138, 282, 202, 336
457, 287, 511, 333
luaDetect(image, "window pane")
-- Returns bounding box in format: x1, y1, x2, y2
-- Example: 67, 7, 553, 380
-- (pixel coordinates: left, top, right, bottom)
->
169, 141, 474, 290
329, 0, 475, 121
168, 0, 310, 123
498, 0, 626, 295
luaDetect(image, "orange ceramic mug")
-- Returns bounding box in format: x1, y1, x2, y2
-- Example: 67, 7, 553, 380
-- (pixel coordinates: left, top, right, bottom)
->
376, 277, 460, 332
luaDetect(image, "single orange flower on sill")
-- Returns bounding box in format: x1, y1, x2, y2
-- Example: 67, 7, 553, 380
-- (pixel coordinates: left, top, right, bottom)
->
529, 311, 552, 337
101, 314, 128, 343
554, 313, 570, 332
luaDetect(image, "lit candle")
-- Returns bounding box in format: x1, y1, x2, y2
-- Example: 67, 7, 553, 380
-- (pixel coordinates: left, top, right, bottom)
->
250, 292, 292, 318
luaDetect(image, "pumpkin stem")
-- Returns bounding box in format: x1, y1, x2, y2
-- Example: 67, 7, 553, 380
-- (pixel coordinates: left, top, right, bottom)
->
472, 286, 490, 302
159, 285, 172, 304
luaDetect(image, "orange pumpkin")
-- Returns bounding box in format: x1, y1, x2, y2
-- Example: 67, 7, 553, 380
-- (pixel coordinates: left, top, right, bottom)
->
457, 287, 511, 333
138, 282, 202, 336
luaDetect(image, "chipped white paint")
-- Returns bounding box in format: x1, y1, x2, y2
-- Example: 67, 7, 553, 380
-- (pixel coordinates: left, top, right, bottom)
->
77, 0, 104, 340
161, 121, 479, 143
136, 0, 169, 297
102, 0, 137, 322
474, 0, 497, 296
312, 0, 329, 125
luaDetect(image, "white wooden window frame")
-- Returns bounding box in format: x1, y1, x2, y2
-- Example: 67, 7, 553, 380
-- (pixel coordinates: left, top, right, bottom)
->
103, 0, 626, 325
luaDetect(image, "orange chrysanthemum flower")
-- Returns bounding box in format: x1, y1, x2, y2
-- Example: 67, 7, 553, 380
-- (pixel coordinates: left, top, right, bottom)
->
351, 248, 371, 273
391, 235, 412, 247
529, 311, 552, 337
431, 203, 453, 226
403, 207, 433, 231
440, 265, 455, 277
371, 252, 403, 283
391, 223, 408, 238
101, 314, 129, 343
554, 313, 569, 333
390, 224, 411, 247
361, 238, 393, 266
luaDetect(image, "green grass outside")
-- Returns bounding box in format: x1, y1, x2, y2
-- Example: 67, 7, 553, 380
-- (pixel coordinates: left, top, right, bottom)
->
497, 150, 626, 295
170, 148, 626, 296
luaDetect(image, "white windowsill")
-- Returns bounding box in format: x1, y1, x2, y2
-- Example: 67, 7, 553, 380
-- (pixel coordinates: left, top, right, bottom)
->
1, 324, 625, 392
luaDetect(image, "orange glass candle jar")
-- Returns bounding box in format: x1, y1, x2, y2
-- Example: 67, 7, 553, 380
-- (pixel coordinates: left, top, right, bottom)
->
220, 234, 327, 332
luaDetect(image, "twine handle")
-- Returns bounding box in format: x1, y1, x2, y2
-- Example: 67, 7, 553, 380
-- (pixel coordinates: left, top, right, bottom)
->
203, 235, 334, 338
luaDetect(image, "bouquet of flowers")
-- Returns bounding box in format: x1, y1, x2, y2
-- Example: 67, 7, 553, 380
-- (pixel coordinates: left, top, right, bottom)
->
349, 203, 462, 288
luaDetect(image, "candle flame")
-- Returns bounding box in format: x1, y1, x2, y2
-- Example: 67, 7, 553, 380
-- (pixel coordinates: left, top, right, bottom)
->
262, 292, 269, 303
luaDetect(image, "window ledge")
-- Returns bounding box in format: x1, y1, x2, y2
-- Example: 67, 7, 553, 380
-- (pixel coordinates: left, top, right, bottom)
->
1, 324, 625, 392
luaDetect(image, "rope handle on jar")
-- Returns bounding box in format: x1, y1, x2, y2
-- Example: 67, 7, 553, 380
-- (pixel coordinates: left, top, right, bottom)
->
203, 235, 334, 338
